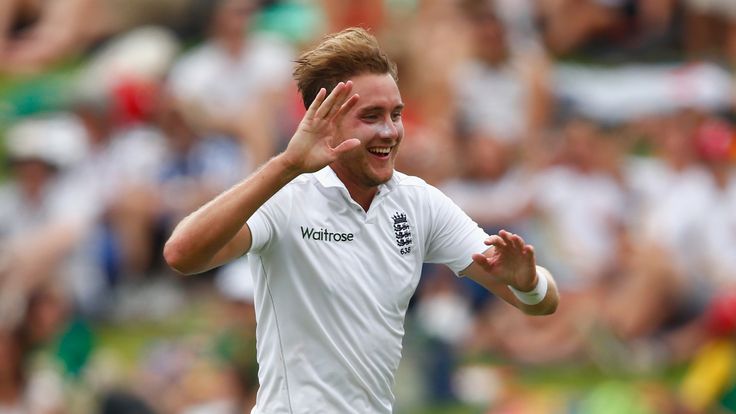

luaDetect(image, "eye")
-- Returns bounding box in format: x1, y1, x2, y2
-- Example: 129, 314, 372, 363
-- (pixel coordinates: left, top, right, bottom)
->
362, 114, 379, 122
391, 112, 402, 122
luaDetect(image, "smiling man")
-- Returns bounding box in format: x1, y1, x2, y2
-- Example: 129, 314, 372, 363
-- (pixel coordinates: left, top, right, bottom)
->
164, 28, 559, 414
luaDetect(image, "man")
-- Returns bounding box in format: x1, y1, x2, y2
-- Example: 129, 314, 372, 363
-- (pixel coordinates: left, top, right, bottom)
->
164, 28, 559, 414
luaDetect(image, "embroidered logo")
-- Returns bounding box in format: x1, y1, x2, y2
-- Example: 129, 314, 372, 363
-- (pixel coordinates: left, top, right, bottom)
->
391, 212, 413, 255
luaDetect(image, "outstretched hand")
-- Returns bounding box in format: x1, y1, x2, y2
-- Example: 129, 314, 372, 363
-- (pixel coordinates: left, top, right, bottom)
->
283, 81, 361, 173
471, 230, 538, 291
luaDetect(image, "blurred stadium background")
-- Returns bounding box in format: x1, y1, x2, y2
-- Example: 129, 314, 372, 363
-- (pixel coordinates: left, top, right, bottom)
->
0, 0, 735, 413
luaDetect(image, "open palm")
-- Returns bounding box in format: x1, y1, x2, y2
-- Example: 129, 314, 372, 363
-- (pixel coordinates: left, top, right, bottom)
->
283, 81, 361, 173
471, 230, 537, 291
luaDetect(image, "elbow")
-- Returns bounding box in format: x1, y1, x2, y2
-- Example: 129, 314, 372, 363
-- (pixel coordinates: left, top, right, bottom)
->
540, 300, 559, 315
163, 238, 197, 276
523, 299, 558, 316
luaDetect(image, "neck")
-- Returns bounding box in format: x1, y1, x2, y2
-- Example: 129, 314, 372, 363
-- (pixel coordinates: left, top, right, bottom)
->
346, 184, 378, 212
330, 166, 379, 212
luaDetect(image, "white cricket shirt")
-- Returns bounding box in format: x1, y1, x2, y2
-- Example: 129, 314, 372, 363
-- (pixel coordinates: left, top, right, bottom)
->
247, 167, 489, 413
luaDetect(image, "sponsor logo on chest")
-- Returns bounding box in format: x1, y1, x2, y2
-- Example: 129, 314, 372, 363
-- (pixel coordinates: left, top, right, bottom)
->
300, 226, 354, 242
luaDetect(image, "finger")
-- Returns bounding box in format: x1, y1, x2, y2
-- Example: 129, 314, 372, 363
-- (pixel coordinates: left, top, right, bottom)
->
472, 253, 495, 272
315, 81, 349, 120
524, 244, 536, 261
334, 93, 359, 124
306, 88, 327, 119
499, 229, 513, 241
500, 230, 523, 251
484, 235, 507, 248
327, 81, 354, 119
509, 234, 525, 251
329, 81, 355, 119
332, 138, 361, 155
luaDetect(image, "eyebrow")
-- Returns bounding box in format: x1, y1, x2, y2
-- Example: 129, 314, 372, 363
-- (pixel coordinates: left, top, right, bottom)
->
358, 104, 405, 113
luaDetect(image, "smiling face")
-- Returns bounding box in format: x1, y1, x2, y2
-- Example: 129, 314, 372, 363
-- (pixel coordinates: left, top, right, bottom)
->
331, 73, 404, 192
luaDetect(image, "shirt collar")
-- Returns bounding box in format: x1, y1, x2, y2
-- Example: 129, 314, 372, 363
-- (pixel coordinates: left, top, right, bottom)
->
313, 166, 397, 196
314, 166, 346, 189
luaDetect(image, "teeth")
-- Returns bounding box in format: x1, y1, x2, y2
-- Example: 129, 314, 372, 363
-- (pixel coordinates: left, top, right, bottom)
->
369, 147, 391, 155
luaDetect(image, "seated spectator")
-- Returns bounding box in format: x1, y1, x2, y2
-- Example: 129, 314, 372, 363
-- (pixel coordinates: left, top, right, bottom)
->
0, 115, 93, 300
0, 0, 223, 74
536, 0, 678, 59
455, 0, 552, 146
167, 0, 295, 169
441, 135, 534, 233
684, 0, 736, 65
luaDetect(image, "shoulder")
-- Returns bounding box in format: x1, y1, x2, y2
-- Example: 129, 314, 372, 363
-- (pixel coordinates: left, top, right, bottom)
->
289, 172, 318, 187
391, 171, 450, 202
392, 171, 426, 186
274, 172, 321, 198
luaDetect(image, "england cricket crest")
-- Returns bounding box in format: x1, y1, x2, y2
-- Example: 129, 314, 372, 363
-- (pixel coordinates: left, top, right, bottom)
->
391, 212, 413, 255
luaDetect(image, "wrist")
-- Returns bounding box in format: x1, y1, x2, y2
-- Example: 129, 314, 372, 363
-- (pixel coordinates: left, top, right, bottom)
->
515, 271, 538, 293
273, 153, 304, 179
508, 266, 548, 305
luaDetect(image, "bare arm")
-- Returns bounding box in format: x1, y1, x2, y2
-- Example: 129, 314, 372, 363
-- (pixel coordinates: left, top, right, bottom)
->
164, 81, 360, 275
460, 230, 559, 315
0, 0, 111, 73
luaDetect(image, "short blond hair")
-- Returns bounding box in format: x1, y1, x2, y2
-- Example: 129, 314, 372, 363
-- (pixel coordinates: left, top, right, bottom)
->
293, 28, 398, 109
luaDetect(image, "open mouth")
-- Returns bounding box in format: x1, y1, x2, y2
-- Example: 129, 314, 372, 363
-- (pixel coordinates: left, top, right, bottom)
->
367, 146, 392, 159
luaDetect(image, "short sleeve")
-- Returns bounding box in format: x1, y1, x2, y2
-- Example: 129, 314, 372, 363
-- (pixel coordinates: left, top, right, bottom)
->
247, 186, 292, 254
423, 187, 489, 275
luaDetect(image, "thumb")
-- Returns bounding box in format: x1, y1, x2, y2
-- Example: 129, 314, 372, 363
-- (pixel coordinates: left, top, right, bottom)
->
333, 138, 361, 154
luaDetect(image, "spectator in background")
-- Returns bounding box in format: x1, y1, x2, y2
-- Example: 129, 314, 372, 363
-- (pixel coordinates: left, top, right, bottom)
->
531, 118, 628, 288
454, 0, 551, 153
625, 112, 712, 289
167, 0, 295, 170
441, 136, 534, 234
0, 0, 225, 74
684, 0, 736, 65
0, 328, 27, 413
468, 118, 629, 365
663, 116, 736, 367
0, 253, 97, 413
387, 1, 470, 184
36, 95, 169, 316
154, 95, 244, 244
696, 117, 736, 292
536, 0, 678, 59
0, 115, 94, 308
321, 0, 386, 34
0, 0, 109, 73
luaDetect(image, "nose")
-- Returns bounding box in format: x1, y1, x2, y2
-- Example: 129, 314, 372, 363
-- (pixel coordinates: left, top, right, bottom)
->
378, 119, 399, 140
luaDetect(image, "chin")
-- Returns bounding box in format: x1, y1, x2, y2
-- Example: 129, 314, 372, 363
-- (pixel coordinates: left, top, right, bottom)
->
370, 170, 393, 185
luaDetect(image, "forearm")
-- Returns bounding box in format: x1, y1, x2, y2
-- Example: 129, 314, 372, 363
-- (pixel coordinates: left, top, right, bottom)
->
164, 154, 300, 274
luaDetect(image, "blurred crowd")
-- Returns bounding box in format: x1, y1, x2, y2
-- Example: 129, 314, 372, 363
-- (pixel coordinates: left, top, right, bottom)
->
1, 0, 736, 413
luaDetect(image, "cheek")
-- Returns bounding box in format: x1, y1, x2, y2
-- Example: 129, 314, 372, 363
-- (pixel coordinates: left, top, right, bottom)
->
341, 120, 369, 140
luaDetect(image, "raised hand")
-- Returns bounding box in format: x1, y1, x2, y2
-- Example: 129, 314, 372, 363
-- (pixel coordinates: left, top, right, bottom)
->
283, 81, 361, 173
471, 230, 538, 291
